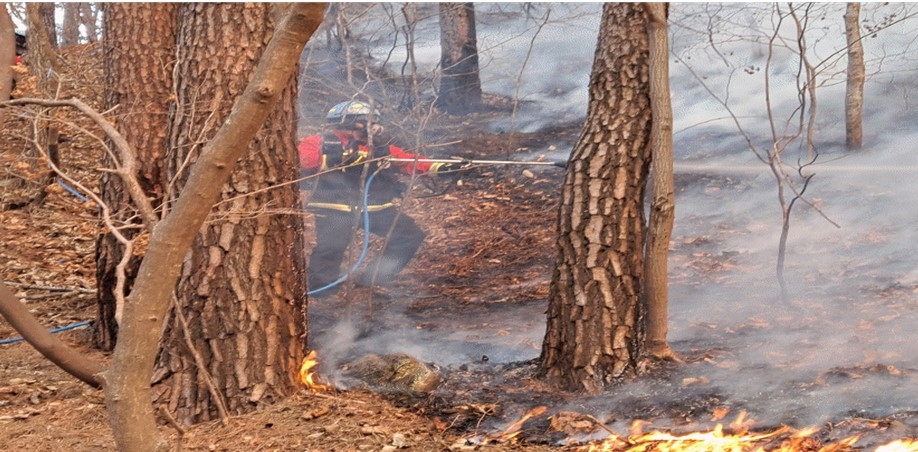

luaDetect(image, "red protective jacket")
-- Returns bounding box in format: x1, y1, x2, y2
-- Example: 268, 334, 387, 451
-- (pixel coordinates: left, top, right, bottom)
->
298, 131, 433, 211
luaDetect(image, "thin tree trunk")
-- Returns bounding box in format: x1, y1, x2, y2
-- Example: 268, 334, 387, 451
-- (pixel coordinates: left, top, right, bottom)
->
436, 2, 482, 115
80, 3, 98, 43
61, 2, 81, 46
844, 2, 864, 150
540, 3, 652, 393
103, 5, 323, 450
0, 281, 104, 388
642, 3, 677, 361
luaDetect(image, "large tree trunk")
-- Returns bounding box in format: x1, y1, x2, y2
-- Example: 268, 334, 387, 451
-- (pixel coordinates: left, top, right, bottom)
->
1, 4, 15, 105
151, 3, 308, 425
94, 3, 177, 350
436, 2, 482, 115
844, 2, 864, 150
540, 3, 653, 393
103, 5, 322, 450
642, 3, 676, 360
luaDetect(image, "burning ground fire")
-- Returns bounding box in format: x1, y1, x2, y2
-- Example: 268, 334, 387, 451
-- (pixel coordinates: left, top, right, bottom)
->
469, 408, 918, 451
298, 350, 332, 391
295, 351, 918, 450
572, 416, 918, 452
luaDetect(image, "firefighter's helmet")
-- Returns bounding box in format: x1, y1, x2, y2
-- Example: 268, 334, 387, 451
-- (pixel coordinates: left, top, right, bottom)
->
326, 101, 379, 130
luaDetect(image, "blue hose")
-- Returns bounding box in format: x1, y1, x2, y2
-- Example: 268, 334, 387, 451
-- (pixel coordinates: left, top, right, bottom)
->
0, 320, 92, 346
2, 170, 367, 344
306, 170, 378, 295
56, 178, 90, 202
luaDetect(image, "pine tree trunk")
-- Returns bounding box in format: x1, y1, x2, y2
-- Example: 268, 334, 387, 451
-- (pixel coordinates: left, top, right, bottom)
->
94, 3, 177, 350
151, 3, 308, 424
436, 2, 482, 115
1, 5, 14, 105
540, 3, 652, 393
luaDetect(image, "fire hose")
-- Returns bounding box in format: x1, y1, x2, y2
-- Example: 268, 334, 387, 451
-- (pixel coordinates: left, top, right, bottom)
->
306, 156, 566, 296
387, 157, 567, 168
1, 157, 567, 343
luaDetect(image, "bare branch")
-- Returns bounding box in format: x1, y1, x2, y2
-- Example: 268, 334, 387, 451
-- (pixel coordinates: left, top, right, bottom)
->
5, 97, 159, 229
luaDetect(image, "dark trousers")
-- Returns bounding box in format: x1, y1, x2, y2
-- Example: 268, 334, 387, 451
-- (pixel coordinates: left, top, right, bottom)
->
308, 207, 425, 291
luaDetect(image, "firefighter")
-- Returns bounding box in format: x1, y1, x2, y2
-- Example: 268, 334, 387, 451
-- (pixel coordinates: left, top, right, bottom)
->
298, 100, 461, 296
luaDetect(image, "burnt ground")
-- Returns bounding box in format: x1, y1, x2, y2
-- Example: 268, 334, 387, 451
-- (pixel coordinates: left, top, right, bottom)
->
3, 44, 918, 452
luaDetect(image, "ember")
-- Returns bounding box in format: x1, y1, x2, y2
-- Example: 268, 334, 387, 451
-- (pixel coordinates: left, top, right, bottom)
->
298, 350, 332, 391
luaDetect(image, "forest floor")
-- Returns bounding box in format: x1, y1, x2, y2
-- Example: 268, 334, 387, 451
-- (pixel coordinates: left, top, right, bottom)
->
3, 45, 918, 452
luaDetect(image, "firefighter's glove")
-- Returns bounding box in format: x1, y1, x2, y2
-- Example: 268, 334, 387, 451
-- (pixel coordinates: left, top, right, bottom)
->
429, 160, 467, 175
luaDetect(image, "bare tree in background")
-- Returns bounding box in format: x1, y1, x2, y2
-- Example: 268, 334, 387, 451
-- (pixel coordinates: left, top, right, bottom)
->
80, 3, 99, 43
25, 3, 60, 91
845, 2, 865, 150
61, 2, 81, 46
642, 2, 677, 360
94, 3, 177, 350
541, 3, 653, 393
436, 2, 482, 115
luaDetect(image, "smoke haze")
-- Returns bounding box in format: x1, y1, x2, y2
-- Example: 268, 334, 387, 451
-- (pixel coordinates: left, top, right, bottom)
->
303, 2, 918, 433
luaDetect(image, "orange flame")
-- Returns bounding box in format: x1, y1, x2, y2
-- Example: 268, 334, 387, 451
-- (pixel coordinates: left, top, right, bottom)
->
298, 350, 332, 391
876, 440, 918, 452
488, 406, 548, 442
578, 414, 865, 452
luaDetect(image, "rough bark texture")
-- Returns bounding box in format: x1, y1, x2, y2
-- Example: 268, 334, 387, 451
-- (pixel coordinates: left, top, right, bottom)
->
642, 3, 676, 359
103, 4, 322, 450
95, 3, 177, 351
540, 3, 652, 393
151, 3, 309, 425
1, 4, 14, 104
844, 2, 864, 150
436, 2, 482, 115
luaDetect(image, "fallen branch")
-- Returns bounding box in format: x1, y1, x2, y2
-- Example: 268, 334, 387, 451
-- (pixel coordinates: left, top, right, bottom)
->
7, 282, 95, 293
0, 280, 104, 389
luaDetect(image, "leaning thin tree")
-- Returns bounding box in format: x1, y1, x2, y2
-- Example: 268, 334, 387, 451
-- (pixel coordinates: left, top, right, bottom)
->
540, 3, 654, 393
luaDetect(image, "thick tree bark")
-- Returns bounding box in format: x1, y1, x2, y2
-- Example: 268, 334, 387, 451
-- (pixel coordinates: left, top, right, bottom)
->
540, 3, 652, 393
95, 3, 177, 351
436, 2, 482, 115
103, 4, 323, 450
152, 3, 310, 425
1, 3, 14, 105
844, 2, 864, 150
642, 3, 677, 360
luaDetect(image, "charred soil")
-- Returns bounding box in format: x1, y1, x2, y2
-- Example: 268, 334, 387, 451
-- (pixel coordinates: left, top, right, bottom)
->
4, 44, 918, 452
